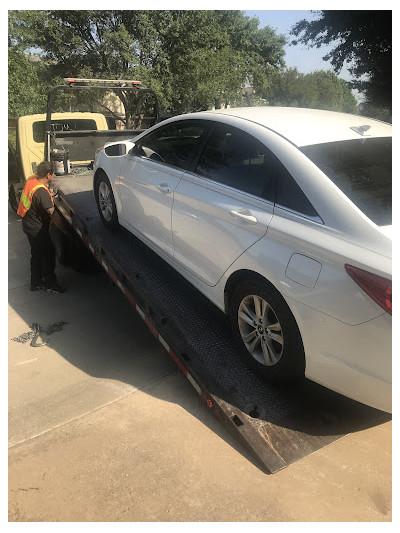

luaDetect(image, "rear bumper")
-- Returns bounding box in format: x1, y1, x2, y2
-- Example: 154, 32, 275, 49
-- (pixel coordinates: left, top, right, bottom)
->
286, 298, 392, 413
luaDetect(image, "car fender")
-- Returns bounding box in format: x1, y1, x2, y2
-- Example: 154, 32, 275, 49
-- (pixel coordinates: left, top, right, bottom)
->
219, 219, 390, 326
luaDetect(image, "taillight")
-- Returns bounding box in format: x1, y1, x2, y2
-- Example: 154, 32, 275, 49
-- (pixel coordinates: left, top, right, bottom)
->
345, 264, 392, 315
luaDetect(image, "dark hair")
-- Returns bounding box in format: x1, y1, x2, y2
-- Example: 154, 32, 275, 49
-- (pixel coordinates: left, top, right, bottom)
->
36, 161, 55, 178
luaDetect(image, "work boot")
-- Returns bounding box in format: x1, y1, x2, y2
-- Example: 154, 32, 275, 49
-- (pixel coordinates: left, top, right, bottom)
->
30, 284, 46, 291
46, 284, 66, 294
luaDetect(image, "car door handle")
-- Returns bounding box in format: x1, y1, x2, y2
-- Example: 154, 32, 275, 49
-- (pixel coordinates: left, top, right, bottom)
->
157, 184, 172, 194
230, 210, 258, 224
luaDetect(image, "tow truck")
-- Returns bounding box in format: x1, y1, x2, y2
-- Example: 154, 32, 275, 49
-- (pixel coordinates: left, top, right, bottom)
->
10, 79, 391, 473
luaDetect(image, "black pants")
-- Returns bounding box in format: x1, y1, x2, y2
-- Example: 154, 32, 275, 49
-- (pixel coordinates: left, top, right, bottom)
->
24, 225, 57, 287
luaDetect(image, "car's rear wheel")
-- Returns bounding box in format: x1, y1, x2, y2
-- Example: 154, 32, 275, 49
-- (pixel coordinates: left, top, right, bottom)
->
229, 278, 305, 382
94, 172, 119, 229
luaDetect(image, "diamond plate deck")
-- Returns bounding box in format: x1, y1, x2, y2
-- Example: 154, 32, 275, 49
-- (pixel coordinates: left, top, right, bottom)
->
53, 175, 391, 473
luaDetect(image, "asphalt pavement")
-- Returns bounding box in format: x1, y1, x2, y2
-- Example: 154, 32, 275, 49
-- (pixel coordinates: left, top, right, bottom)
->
8, 204, 392, 522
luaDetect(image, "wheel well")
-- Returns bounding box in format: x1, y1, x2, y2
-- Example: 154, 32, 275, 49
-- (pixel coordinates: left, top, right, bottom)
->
224, 269, 278, 314
93, 168, 113, 202
93, 167, 120, 227
224, 269, 306, 365
93, 168, 108, 186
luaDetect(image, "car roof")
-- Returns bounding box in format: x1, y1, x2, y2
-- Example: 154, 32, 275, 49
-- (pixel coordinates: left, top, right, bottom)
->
191, 107, 392, 147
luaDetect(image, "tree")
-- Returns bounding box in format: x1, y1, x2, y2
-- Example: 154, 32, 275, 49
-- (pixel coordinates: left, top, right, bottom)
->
9, 10, 287, 115
264, 68, 357, 113
8, 51, 46, 116
290, 10, 391, 113
8, 12, 56, 117
264, 67, 304, 107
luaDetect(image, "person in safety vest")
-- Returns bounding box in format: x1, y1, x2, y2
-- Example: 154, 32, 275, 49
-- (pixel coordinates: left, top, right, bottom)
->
17, 161, 65, 293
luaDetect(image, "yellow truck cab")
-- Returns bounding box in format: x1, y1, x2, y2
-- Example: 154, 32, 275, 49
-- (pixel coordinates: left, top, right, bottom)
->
9, 78, 160, 211
8, 112, 108, 210
19, 112, 108, 179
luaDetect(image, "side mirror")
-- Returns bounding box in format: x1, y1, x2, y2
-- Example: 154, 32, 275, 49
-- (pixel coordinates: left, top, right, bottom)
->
104, 143, 127, 157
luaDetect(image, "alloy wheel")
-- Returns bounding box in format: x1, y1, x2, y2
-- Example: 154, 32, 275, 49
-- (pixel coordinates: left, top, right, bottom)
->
238, 294, 284, 366
98, 181, 113, 222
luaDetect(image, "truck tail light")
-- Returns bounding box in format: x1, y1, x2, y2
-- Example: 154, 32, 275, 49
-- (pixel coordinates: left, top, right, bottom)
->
345, 264, 392, 315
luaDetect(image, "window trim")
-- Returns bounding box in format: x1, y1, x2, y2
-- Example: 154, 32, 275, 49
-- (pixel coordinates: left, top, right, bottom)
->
187, 122, 218, 172
183, 168, 276, 209
274, 203, 324, 224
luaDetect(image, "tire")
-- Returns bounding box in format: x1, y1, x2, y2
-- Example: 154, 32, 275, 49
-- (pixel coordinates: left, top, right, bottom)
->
49, 224, 69, 266
49, 224, 100, 274
229, 278, 305, 383
94, 172, 119, 229
9, 185, 18, 212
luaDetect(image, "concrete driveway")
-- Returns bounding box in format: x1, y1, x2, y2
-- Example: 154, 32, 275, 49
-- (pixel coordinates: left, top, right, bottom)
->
8, 205, 392, 522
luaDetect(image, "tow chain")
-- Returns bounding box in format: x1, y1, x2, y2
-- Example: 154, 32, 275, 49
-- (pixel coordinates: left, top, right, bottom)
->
12, 321, 67, 347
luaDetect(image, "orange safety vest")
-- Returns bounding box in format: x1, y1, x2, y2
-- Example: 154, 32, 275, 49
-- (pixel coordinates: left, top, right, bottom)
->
17, 176, 54, 218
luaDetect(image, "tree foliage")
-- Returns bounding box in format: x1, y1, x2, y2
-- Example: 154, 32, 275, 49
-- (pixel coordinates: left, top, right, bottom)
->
290, 10, 392, 112
265, 68, 357, 113
8, 12, 54, 116
8, 10, 287, 115
8, 50, 47, 116
9, 10, 367, 119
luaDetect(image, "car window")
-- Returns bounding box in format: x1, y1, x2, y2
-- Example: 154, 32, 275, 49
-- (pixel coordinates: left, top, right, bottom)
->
32, 119, 98, 143
276, 161, 320, 219
134, 121, 207, 171
300, 138, 392, 226
195, 124, 275, 202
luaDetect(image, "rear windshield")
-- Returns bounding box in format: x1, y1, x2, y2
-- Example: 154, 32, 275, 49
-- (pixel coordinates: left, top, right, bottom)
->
301, 137, 392, 226
33, 119, 98, 143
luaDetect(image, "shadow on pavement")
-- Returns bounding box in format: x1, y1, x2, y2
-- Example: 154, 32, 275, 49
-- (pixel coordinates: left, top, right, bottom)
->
8, 201, 391, 472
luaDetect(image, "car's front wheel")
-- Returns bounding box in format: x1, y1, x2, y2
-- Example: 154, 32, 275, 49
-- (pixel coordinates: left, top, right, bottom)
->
229, 278, 305, 382
94, 172, 119, 229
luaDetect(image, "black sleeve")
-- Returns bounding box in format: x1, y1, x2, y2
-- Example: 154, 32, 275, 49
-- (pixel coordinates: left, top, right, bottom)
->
32, 187, 53, 212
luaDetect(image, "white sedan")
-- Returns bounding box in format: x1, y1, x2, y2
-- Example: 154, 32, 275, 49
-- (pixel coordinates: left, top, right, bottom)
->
93, 107, 392, 413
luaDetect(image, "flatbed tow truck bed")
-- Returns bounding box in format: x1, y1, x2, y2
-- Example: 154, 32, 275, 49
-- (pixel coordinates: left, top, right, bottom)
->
53, 173, 390, 474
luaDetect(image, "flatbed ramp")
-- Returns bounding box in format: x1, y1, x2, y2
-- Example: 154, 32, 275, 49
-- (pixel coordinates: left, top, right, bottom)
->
53, 174, 390, 474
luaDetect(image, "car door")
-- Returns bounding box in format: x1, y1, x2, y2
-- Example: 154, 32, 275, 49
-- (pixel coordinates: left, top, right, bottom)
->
119, 120, 208, 256
172, 123, 276, 286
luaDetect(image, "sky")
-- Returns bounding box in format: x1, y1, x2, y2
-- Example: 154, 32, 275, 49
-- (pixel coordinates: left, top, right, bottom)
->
245, 10, 352, 82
